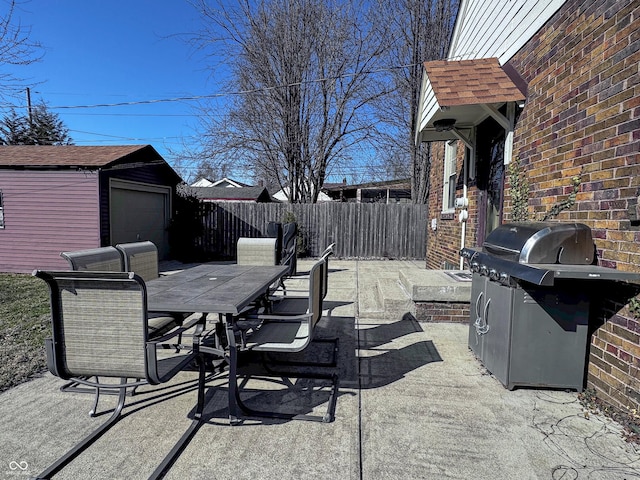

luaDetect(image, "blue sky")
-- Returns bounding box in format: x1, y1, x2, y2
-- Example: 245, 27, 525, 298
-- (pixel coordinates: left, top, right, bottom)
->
3, 0, 221, 180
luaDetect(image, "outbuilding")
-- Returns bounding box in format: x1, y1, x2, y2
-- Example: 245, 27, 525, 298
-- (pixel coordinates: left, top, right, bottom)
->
0, 145, 182, 273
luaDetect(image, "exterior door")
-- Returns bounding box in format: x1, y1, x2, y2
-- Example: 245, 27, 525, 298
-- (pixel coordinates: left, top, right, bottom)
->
476, 118, 506, 243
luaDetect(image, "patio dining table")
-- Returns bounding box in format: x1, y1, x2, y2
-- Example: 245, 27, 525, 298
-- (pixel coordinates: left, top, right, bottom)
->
145, 262, 289, 424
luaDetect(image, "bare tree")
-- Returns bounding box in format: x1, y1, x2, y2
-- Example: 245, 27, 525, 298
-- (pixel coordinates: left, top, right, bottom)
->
191, 0, 388, 203
0, 0, 42, 101
372, 0, 458, 203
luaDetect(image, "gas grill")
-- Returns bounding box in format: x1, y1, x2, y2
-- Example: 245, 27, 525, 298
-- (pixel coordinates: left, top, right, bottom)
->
460, 222, 640, 391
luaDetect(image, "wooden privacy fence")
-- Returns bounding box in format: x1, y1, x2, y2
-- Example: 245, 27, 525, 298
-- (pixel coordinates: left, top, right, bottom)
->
195, 202, 428, 259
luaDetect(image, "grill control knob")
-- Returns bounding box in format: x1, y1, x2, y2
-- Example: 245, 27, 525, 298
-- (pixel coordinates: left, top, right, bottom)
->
470, 261, 480, 273
480, 265, 489, 276
489, 269, 499, 281
499, 272, 510, 285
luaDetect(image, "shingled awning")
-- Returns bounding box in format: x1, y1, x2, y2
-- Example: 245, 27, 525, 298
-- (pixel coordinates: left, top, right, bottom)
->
415, 57, 526, 144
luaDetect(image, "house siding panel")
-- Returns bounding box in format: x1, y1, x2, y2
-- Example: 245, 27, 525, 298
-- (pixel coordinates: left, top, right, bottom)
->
0, 170, 100, 273
448, 0, 566, 63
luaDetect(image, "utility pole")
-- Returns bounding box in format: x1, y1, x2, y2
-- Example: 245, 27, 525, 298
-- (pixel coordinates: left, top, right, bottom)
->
26, 87, 33, 126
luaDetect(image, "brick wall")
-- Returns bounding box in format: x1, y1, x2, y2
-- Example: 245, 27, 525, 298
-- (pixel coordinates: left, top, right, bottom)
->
426, 141, 478, 269
414, 301, 470, 323
424, 0, 639, 412
506, 0, 640, 412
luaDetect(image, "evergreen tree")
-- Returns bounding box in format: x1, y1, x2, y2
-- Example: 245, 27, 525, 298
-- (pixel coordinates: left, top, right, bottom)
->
0, 102, 73, 145
0, 108, 29, 144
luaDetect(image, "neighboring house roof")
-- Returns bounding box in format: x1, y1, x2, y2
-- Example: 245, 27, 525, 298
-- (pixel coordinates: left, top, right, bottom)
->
323, 178, 411, 192
0, 145, 167, 168
272, 186, 332, 202
424, 58, 526, 108
323, 178, 411, 203
190, 177, 251, 188
211, 177, 251, 188
191, 177, 214, 187
186, 186, 273, 202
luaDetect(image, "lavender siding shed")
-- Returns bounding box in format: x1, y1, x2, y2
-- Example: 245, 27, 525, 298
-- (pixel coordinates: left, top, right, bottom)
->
0, 170, 100, 273
0, 145, 182, 274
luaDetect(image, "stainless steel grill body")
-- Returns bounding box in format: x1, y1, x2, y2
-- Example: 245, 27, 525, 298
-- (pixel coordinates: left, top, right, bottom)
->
461, 222, 640, 391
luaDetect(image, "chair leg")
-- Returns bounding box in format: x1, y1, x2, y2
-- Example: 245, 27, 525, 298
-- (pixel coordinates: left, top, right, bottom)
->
235, 338, 340, 423
34, 378, 129, 480
234, 371, 339, 423
61, 376, 138, 416
89, 378, 101, 417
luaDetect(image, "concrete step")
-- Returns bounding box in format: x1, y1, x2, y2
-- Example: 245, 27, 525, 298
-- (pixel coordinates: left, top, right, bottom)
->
375, 277, 414, 320
399, 268, 472, 302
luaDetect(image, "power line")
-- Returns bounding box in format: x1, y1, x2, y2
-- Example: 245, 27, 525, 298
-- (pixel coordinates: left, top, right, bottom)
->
6, 62, 418, 111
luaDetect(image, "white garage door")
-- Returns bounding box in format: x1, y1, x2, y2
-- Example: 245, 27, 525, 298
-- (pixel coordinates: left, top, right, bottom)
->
110, 180, 171, 258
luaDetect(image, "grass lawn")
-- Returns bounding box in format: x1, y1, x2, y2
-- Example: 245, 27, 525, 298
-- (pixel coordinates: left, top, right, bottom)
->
0, 273, 51, 392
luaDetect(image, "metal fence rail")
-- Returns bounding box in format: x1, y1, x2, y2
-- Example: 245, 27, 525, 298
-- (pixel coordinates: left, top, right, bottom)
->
195, 202, 427, 260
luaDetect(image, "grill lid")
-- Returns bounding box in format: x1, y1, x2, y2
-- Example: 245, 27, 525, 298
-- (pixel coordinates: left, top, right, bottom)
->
483, 222, 595, 265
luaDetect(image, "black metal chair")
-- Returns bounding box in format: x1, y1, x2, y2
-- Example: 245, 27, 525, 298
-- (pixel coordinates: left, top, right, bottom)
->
33, 270, 204, 479
60, 244, 184, 412
236, 257, 339, 422
116, 240, 188, 334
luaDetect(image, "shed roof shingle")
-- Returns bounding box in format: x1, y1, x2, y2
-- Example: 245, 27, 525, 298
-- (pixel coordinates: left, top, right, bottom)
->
424, 58, 526, 107
0, 145, 158, 167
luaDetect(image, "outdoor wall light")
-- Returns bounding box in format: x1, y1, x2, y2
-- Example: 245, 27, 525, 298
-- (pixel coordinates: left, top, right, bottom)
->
433, 118, 456, 132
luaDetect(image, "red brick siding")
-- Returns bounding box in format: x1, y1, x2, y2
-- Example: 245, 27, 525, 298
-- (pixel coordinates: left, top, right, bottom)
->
426, 142, 478, 269
426, 0, 639, 411
507, 0, 640, 412
415, 301, 470, 323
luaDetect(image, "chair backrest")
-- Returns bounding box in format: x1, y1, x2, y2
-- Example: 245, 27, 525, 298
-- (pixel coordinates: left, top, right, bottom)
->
60, 247, 123, 272
307, 257, 325, 332
116, 241, 159, 282
34, 270, 149, 381
237, 237, 278, 265
266, 221, 283, 264
280, 222, 298, 275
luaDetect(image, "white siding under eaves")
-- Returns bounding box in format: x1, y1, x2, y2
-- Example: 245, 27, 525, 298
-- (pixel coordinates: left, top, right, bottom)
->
416, 73, 440, 143
448, 0, 566, 64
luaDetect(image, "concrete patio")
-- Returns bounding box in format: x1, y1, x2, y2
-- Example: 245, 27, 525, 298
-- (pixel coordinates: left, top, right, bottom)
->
1, 259, 639, 479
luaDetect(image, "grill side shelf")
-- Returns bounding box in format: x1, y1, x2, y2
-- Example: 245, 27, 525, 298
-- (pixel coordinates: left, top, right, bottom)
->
537, 264, 640, 283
